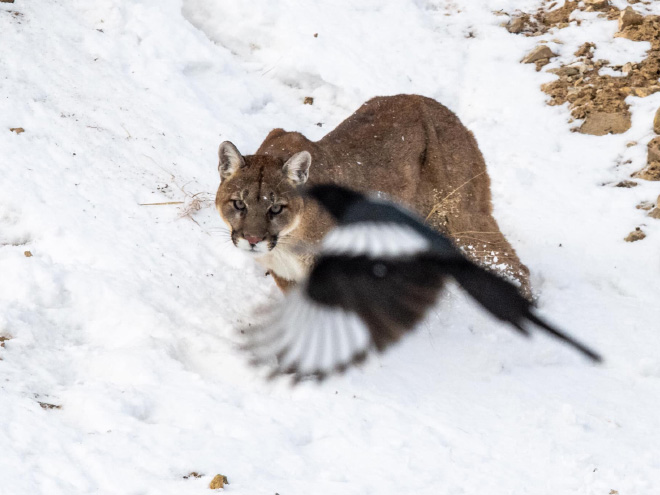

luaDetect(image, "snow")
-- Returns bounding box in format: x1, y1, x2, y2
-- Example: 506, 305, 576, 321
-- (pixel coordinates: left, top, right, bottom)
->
1, 0, 659, 494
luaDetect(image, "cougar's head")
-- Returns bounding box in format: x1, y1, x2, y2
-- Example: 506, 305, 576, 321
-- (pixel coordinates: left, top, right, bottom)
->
215, 141, 311, 256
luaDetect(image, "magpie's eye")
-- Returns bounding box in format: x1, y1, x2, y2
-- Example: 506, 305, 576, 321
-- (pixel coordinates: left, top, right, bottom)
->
233, 199, 246, 211
270, 204, 284, 215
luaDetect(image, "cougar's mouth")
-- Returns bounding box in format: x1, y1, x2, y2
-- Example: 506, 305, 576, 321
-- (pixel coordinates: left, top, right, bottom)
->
232, 231, 278, 255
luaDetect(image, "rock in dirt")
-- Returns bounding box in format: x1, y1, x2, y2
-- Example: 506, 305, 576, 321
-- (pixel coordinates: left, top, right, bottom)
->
647, 136, 660, 163
507, 16, 525, 34
654, 107, 660, 134
649, 195, 660, 218
619, 7, 644, 31
578, 111, 631, 135
630, 86, 660, 98
636, 200, 654, 210
521, 45, 556, 64
584, 0, 610, 10
633, 138, 660, 180
624, 227, 646, 242
634, 163, 660, 181
574, 42, 595, 58
548, 65, 579, 77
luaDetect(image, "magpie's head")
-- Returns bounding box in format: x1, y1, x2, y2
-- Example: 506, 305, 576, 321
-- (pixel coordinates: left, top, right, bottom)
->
306, 184, 366, 221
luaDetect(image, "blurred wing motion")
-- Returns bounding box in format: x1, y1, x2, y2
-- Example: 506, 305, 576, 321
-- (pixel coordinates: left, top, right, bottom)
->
242, 185, 602, 383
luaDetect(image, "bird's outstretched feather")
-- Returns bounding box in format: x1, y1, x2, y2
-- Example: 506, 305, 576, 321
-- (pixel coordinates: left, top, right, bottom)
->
242, 184, 602, 382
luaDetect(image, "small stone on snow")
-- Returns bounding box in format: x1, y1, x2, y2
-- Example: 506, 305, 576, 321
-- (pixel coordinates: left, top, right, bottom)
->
521, 45, 556, 64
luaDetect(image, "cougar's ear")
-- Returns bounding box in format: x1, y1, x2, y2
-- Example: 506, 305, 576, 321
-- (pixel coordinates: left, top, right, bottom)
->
282, 151, 312, 186
218, 141, 246, 181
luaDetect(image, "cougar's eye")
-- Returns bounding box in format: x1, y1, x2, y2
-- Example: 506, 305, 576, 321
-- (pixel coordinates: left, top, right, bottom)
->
270, 204, 284, 215
233, 199, 246, 211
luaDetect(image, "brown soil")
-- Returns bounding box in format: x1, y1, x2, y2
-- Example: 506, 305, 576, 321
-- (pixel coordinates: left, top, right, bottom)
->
506, 3, 660, 137
505, 1, 581, 35
209, 474, 228, 489
636, 200, 654, 210
634, 137, 660, 180
615, 180, 638, 188
633, 162, 660, 180
624, 227, 646, 242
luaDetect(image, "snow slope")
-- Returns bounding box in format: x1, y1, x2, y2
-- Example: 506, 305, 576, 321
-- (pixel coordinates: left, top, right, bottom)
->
1, 0, 659, 493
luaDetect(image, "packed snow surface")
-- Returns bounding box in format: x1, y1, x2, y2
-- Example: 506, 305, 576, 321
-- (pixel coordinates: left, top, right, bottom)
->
1, 0, 659, 494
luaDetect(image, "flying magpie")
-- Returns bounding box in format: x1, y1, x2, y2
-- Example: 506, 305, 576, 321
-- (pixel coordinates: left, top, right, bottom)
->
243, 184, 602, 382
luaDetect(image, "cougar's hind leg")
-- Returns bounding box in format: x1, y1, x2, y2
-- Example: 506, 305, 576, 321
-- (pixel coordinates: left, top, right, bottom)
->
451, 215, 532, 301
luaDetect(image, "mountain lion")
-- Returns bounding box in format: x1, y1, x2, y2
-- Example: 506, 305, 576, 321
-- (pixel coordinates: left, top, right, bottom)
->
215, 94, 531, 298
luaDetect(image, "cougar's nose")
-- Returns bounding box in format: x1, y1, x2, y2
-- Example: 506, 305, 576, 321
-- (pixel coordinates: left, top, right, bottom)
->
244, 235, 265, 246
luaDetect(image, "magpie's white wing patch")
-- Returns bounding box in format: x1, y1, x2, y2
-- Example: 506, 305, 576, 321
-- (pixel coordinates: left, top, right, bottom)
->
322, 222, 430, 258
244, 286, 372, 380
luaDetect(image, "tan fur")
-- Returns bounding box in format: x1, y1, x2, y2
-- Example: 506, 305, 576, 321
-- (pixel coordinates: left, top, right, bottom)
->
216, 94, 531, 297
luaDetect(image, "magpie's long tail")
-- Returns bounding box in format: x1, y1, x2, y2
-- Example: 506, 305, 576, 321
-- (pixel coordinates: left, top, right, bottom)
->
448, 261, 602, 363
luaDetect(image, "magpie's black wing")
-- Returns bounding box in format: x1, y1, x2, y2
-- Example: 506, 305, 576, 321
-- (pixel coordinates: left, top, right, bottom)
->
243, 187, 602, 382
243, 221, 452, 381
307, 254, 447, 352
344, 195, 601, 362
342, 197, 460, 257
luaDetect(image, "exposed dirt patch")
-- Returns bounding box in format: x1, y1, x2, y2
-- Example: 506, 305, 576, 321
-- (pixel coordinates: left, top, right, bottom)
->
624, 227, 646, 242
505, 1, 582, 35
209, 474, 229, 489
506, 1, 660, 167
541, 28, 660, 136
636, 200, 654, 210
645, 195, 660, 219
616, 9, 660, 47
633, 137, 660, 180
615, 180, 638, 188
633, 162, 660, 180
